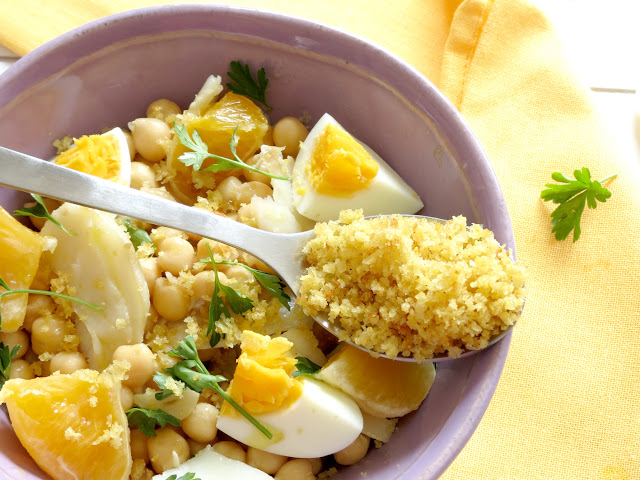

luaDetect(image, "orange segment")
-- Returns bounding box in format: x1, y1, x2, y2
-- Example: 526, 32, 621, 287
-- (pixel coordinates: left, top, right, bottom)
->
0, 206, 45, 332
222, 331, 302, 416
166, 93, 268, 203
0, 368, 131, 480
316, 344, 435, 418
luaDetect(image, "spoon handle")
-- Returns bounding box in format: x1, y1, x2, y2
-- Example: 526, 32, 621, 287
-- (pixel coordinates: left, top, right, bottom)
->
0, 146, 307, 290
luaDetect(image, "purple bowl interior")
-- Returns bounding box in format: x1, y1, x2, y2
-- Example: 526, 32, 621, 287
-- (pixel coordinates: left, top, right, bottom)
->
0, 6, 514, 480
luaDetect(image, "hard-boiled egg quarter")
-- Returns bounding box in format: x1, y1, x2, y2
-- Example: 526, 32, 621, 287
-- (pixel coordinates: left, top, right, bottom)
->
217, 376, 363, 458
292, 113, 423, 222
53, 127, 131, 186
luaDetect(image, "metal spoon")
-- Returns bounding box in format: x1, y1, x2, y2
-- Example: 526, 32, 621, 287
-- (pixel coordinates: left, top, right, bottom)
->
0, 146, 513, 362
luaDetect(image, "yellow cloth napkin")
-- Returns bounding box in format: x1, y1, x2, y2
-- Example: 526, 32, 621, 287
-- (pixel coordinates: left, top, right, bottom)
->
1, 1, 639, 479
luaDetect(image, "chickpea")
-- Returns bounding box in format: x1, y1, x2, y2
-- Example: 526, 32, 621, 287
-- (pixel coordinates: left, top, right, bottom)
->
130, 161, 158, 190
112, 344, 155, 389
130, 428, 149, 463
152, 278, 190, 322
193, 270, 230, 300
147, 427, 189, 474
151, 227, 187, 250
181, 403, 219, 443
145, 305, 159, 335
187, 439, 209, 456
235, 181, 273, 206
240, 253, 276, 275
146, 99, 182, 123
272, 117, 308, 157
247, 447, 287, 474
215, 176, 242, 207
9, 359, 34, 380
213, 441, 246, 463
196, 239, 239, 264
237, 203, 256, 225
31, 315, 73, 355
275, 459, 315, 480
140, 186, 176, 202
49, 352, 88, 374
244, 152, 284, 184
26, 197, 61, 230
219, 265, 253, 284
140, 257, 160, 296
0, 330, 29, 359
309, 458, 323, 475
333, 434, 370, 465
120, 386, 134, 411
157, 237, 195, 276
123, 130, 136, 161
129, 118, 171, 162
262, 127, 274, 146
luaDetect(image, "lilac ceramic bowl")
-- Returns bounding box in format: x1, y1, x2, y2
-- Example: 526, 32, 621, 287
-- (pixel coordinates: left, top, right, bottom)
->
0, 5, 514, 480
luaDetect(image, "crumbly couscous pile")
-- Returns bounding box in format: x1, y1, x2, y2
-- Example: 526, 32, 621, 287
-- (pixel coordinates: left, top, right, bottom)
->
298, 210, 526, 360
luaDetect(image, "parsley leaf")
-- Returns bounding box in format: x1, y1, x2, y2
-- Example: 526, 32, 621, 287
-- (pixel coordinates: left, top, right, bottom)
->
166, 473, 200, 480
120, 218, 155, 251
201, 257, 291, 310
174, 122, 289, 180
203, 245, 253, 347
292, 356, 321, 378
0, 274, 101, 331
226, 60, 272, 111
13, 194, 75, 236
158, 336, 272, 439
126, 407, 180, 437
540, 168, 617, 241
0, 342, 21, 390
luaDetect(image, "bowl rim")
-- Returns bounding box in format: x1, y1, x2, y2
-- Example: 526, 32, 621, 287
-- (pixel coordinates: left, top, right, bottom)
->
0, 5, 514, 479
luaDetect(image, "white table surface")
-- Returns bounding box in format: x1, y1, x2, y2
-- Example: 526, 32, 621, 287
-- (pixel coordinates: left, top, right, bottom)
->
0, 1, 637, 170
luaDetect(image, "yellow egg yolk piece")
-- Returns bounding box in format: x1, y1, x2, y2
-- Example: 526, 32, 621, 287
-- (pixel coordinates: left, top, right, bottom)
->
223, 331, 303, 416
306, 124, 379, 197
55, 134, 122, 181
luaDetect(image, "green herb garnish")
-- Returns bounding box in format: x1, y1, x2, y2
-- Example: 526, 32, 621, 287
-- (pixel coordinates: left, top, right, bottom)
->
174, 122, 289, 180
200, 257, 291, 310
0, 275, 101, 331
120, 218, 155, 251
292, 356, 321, 378
13, 194, 75, 236
126, 407, 180, 437
154, 336, 272, 439
226, 60, 271, 111
541, 168, 617, 242
167, 473, 200, 480
0, 342, 21, 390
202, 245, 254, 347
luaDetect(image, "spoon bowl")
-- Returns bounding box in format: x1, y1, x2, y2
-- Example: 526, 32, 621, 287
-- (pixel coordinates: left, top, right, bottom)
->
0, 146, 516, 362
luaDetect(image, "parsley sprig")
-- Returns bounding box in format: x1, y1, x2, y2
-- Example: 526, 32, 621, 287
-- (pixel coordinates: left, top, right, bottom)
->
174, 122, 289, 181
541, 168, 617, 242
202, 245, 254, 347
292, 356, 321, 378
154, 336, 272, 439
226, 60, 272, 111
126, 407, 180, 437
0, 275, 101, 331
13, 194, 75, 236
200, 248, 291, 347
0, 342, 21, 390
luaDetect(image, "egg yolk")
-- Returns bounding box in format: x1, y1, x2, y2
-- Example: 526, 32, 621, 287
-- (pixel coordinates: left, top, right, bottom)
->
222, 331, 303, 416
54, 134, 121, 181
306, 124, 379, 196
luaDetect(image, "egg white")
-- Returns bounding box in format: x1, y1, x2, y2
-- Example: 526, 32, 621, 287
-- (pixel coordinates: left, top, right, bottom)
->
101, 127, 132, 186
291, 113, 424, 222
217, 376, 363, 458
